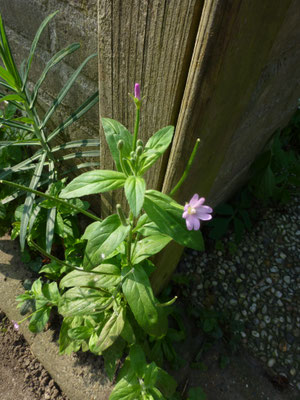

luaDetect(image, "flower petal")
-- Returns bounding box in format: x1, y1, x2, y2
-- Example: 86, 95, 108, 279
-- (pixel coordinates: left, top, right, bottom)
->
189, 194, 199, 206
182, 210, 189, 219
185, 217, 193, 231
197, 205, 213, 213
197, 212, 212, 221
192, 217, 200, 230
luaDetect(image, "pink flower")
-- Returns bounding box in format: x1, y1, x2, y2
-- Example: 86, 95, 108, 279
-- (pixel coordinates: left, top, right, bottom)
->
182, 194, 213, 231
134, 83, 141, 100
12, 320, 20, 331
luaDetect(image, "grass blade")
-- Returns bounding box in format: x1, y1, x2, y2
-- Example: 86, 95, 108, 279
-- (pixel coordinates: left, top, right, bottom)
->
20, 152, 47, 250
45, 161, 56, 253
23, 11, 59, 88
0, 149, 43, 179
0, 140, 40, 148
28, 203, 41, 233
41, 53, 96, 128
0, 15, 21, 87
30, 43, 80, 107
47, 91, 99, 142
57, 150, 100, 161
60, 162, 100, 177
51, 138, 100, 152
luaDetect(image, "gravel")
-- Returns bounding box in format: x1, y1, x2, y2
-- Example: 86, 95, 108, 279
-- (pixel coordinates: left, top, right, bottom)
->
178, 194, 300, 392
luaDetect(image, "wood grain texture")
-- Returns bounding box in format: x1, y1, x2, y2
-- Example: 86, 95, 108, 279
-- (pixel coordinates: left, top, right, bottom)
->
97, 0, 203, 215
162, 0, 293, 202
152, 0, 293, 294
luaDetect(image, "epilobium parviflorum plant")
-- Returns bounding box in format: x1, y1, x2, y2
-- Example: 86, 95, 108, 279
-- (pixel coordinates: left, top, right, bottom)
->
0, 11, 99, 253
7, 82, 212, 399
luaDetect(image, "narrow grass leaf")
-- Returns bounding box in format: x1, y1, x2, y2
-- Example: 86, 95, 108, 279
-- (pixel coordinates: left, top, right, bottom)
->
41, 53, 96, 127
47, 91, 99, 142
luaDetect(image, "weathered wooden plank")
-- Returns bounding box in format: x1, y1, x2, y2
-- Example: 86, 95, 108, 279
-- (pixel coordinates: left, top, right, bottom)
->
152, 0, 293, 294
97, 0, 204, 215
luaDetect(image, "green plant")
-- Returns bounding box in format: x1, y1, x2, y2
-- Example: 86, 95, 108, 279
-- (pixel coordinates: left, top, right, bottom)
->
1, 81, 212, 399
0, 12, 100, 252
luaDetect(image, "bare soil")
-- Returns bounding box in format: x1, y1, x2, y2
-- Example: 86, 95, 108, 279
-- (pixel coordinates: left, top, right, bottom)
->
0, 310, 68, 400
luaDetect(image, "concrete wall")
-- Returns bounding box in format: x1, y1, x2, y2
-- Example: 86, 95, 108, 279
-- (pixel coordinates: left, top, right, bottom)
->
1, 0, 99, 146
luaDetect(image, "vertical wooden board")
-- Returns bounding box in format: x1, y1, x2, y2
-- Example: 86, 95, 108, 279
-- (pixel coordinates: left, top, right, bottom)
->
97, 0, 204, 215
152, 0, 293, 294
162, 0, 292, 201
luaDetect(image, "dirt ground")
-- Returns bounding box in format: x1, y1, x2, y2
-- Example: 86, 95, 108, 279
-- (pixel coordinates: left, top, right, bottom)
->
0, 311, 68, 400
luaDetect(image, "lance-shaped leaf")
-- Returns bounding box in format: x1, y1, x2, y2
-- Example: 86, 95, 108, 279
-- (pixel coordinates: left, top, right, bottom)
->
59, 287, 112, 317
131, 234, 172, 265
47, 91, 99, 142
31, 43, 80, 106
20, 152, 47, 250
41, 53, 97, 127
0, 66, 16, 88
101, 118, 133, 172
97, 306, 125, 352
45, 161, 56, 254
122, 264, 167, 337
0, 139, 40, 148
124, 175, 145, 217
143, 190, 204, 251
60, 263, 121, 290
0, 93, 25, 103
60, 162, 100, 177
23, 11, 58, 87
82, 214, 130, 269
51, 138, 99, 152
56, 149, 99, 162
60, 170, 126, 199
140, 126, 174, 174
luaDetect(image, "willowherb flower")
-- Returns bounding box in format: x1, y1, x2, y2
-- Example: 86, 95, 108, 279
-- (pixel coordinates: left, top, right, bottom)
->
134, 83, 141, 100
12, 320, 20, 331
182, 194, 213, 231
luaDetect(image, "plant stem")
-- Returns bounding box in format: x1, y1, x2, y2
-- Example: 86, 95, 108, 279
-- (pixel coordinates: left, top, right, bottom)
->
169, 138, 201, 197
132, 107, 140, 151
0, 180, 102, 222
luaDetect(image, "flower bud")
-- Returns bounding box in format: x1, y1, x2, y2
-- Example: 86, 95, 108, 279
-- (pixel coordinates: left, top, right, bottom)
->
134, 83, 141, 100
117, 140, 124, 150
136, 146, 143, 156
136, 139, 143, 148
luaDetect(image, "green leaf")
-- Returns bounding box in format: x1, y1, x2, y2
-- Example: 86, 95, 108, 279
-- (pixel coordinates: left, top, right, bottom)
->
0, 139, 40, 148
51, 138, 100, 152
83, 215, 130, 269
140, 126, 174, 173
187, 386, 206, 400
20, 152, 47, 250
59, 287, 112, 317
0, 117, 34, 132
143, 190, 204, 251
59, 316, 82, 355
28, 306, 51, 333
156, 367, 177, 398
129, 344, 146, 378
109, 378, 141, 400
233, 217, 244, 243
103, 337, 126, 380
121, 317, 136, 344
23, 11, 58, 87
47, 91, 99, 142
144, 363, 158, 388
101, 118, 133, 172
208, 217, 230, 240
97, 306, 125, 352
60, 263, 121, 289
41, 53, 96, 127
124, 175, 146, 217
122, 264, 167, 337
131, 234, 172, 264
0, 94, 25, 103
68, 326, 93, 340
31, 43, 80, 106
42, 281, 60, 305
60, 170, 126, 199
0, 66, 16, 88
